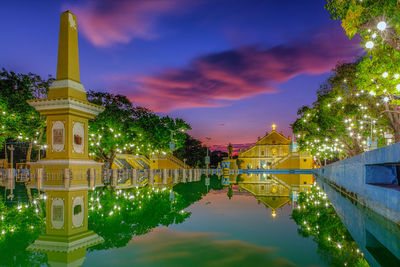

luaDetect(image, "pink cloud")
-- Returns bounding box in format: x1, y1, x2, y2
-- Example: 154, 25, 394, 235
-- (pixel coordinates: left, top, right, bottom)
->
64, 0, 195, 47
106, 25, 361, 112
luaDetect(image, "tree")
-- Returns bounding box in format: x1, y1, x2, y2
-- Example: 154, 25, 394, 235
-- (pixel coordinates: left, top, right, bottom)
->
133, 113, 190, 155
0, 69, 53, 163
325, 0, 400, 51
87, 91, 190, 166
210, 150, 228, 167
87, 91, 138, 165
292, 62, 388, 162
355, 46, 400, 141
173, 134, 208, 168
325, 0, 400, 142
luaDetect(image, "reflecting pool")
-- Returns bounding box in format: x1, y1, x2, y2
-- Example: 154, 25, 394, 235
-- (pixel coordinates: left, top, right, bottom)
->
0, 172, 399, 266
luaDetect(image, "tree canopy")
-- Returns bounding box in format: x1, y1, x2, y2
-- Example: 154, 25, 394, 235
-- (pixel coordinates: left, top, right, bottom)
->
325, 0, 400, 142
173, 134, 208, 168
87, 91, 190, 165
0, 69, 53, 163
292, 62, 388, 162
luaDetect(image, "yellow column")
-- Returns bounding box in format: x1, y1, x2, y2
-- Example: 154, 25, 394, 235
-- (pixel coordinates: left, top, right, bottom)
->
48, 10, 87, 101
56, 11, 80, 82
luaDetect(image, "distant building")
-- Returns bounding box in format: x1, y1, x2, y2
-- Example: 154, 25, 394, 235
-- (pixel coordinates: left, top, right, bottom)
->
236, 173, 314, 218
237, 124, 291, 169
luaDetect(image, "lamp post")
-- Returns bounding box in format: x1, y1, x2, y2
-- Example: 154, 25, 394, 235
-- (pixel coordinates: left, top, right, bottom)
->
359, 117, 377, 151
205, 137, 211, 169
7, 144, 14, 169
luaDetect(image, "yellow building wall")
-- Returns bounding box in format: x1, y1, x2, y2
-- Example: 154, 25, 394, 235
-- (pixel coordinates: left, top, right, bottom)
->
113, 154, 188, 169
237, 130, 291, 169
271, 152, 313, 170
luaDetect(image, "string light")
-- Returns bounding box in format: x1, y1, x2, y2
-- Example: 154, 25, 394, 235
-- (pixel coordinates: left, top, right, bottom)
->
377, 21, 387, 31
365, 41, 374, 49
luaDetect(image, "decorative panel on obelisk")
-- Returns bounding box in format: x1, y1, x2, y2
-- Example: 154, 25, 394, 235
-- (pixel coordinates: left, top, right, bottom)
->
28, 11, 104, 187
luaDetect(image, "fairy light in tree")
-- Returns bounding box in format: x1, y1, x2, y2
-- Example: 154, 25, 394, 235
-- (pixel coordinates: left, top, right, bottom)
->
365, 41, 374, 49
377, 21, 387, 31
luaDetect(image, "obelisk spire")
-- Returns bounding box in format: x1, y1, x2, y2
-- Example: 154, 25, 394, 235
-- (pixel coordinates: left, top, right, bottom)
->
48, 10, 87, 101
56, 10, 80, 82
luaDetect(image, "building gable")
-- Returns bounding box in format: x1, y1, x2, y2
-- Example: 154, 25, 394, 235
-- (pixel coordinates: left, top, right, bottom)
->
257, 131, 290, 145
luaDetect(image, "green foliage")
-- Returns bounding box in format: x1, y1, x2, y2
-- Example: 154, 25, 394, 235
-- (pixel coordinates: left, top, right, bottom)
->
325, 0, 399, 31
0, 69, 53, 160
325, 0, 400, 141
87, 186, 191, 249
292, 62, 388, 160
87, 91, 190, 165
211, 150, 228, 167
173, 134, 208, 168
173, 175, 223, 205
291, 185, 369, 267
0, 197, 46, 266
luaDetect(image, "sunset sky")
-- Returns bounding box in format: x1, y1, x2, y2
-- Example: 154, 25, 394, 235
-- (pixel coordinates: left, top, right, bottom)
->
0, 0, 361, 148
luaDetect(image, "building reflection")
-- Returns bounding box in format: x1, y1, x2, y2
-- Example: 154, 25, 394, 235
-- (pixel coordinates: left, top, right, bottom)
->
27, 187, 103, 267
230, 173, 314, 218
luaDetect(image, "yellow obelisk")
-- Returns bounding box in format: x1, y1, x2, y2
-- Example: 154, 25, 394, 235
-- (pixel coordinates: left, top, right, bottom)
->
28, 10, 104, 181
27, 11, 103, 266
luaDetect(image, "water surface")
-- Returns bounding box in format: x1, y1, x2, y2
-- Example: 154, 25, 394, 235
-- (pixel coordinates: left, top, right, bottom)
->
1, 172, 399, 266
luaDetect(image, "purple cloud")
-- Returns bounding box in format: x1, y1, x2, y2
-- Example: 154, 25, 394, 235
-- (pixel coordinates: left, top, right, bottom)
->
65, 0, 197, 46
107, 25, 360, 112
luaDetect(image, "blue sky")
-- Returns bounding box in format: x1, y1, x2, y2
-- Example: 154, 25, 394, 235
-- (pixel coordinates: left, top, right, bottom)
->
0, 0, 361, 147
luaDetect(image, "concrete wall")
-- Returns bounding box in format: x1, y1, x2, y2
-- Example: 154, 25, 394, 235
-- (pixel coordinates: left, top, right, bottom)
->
315, 143, 400, 225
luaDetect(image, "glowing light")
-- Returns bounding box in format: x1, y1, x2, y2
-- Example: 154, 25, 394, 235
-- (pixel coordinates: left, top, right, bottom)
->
382, 72, 388, 78
365, 41, 374, 49
377, 21, 387, 31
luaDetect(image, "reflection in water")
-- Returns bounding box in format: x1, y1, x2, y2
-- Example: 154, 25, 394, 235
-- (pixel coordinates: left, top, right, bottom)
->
27, 188, 104, 267
291, 184, 369, 266
0, 174, 222, 266
108, 227, 297, 267
87, 186, 191, 250
1, 172, 400, 266
318, 178, 400, 267
229, 173, 314, 218
0, 194, 46, 266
